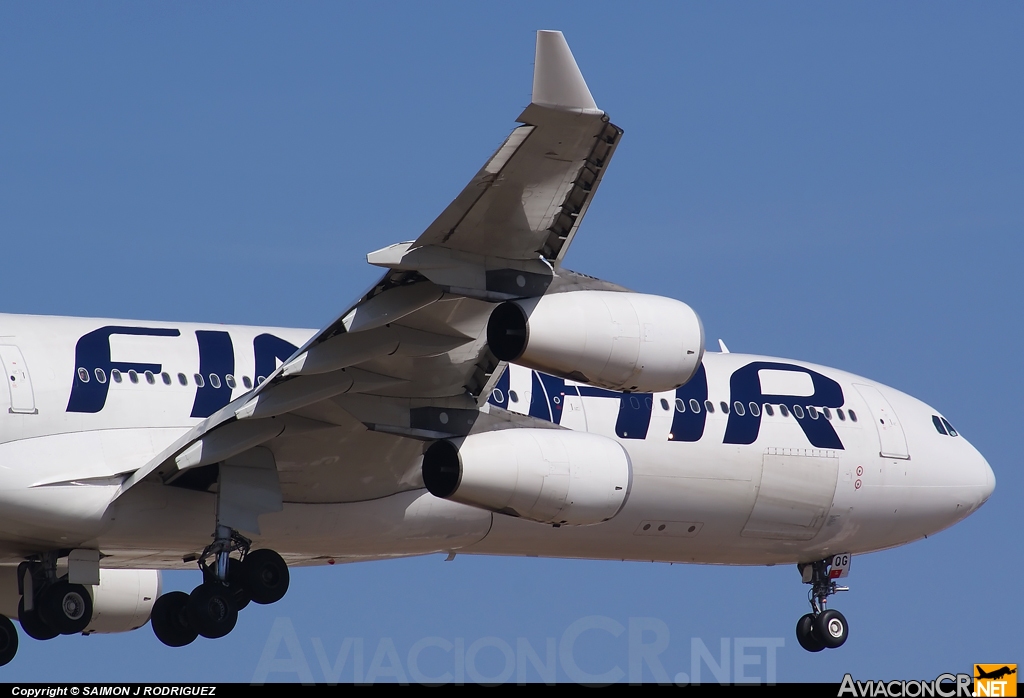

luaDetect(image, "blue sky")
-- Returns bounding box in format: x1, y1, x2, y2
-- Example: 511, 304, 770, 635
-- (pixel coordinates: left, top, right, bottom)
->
1, 2, 1021, 683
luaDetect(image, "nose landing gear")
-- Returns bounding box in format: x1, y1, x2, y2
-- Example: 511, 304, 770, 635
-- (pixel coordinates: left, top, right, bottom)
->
795, 556, 850, 652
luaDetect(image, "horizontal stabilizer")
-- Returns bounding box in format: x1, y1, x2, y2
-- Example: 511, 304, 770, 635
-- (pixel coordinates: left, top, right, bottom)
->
532, 30, 600, 113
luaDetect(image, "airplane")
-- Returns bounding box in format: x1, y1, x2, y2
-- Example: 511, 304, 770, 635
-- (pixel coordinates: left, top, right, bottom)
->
975, 666, 1016, 681
0, 30, 995, 667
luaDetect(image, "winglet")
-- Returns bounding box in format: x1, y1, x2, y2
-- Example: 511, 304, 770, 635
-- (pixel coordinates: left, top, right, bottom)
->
532, 30, 601, 114
718, 339, 730, 354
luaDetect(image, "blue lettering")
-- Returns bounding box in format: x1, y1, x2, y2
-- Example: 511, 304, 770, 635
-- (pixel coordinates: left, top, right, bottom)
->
724, 361, 845, 449
190, 330, 234, 418
253, 333, 299, 383
67, 326, 180, 413
669, 363, 708, 442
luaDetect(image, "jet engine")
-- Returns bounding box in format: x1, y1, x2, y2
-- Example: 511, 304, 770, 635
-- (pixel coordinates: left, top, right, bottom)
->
486, 290, 705, 393
0, 567, 160, 634
421, 428, 631, 526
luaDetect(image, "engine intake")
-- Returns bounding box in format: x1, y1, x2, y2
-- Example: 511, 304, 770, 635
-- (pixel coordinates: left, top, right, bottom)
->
422, 429, 631, 526
487, 290, 704, 393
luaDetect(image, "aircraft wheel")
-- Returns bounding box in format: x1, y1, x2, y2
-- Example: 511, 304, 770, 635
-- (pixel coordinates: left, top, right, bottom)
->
187, 583, 237, 639
795, 613, 825, 652
241, 549, 289, 605
18, 597, 59, 641
38, 581, 93, 635
151, 592, 199, 647
0, 615, 18, 666
814, 609, 849, 649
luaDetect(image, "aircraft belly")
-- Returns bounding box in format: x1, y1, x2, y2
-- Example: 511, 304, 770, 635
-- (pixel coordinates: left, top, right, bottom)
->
85, 484, 492, 569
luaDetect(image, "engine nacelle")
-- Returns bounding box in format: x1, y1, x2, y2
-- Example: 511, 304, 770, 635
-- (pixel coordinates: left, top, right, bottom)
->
487, 290, 705, 393
85, 568, 162, 634
0, 567, 160, 634
422, 429, 631, 526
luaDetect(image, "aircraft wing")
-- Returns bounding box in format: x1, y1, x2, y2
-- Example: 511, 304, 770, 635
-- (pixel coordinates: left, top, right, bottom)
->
117, 31, 625, 521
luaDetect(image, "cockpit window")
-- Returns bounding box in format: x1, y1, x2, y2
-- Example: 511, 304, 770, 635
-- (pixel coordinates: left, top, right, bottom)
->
940, 417, 958, 437
932, 415, 948, 435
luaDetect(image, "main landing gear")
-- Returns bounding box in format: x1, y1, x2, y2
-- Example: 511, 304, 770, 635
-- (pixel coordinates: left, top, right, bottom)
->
0, 552, 97, 666
795, 556, 850, 652
150, 527, 290, 648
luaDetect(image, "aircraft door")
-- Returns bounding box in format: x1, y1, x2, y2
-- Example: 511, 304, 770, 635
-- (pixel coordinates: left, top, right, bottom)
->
0, 345, 37, 414
741, 448, 839, 541
853, 384, 910, 460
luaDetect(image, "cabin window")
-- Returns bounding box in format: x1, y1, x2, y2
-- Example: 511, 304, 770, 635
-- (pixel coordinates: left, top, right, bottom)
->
689, 399, 701, 413
77, 367, 89, 383
675, 398, 686, 412
94, 368, 107, 384
178, 373, 188, 386
823, 407, 832, 420
837, 408, 846, 421
704, 400, 715, 414
194, 374, 205, 388
779, 404, 790, 417
733, 401, 745, 416
848, 409, 858, 422
763, 404, 774, 416
161, 372, 172, 385
660, 398, 670, 411
111, 369, 122, 383
145, 370, 155, 385
226, 375, 237, 389
509, 390, 519, 403
257, 376, 266, 385
209, 374, 221, 389
243, 376, 253, 389
720, 401, 730, 414
748, 402, 760, 417
807, 406, 819, 420
792, 405, 805, 419
128, 370, 139, 384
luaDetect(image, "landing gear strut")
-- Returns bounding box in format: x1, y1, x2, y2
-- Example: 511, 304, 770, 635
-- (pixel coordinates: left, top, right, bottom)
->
151, 527, 291, 647
151, 451, 290, 647
795, 557, 850, 652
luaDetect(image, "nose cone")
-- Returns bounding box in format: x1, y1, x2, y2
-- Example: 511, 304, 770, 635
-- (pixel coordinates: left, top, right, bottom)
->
974, 447, 996, 509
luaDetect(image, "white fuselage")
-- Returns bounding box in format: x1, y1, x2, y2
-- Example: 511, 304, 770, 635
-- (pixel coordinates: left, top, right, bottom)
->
0, 313, 994, 570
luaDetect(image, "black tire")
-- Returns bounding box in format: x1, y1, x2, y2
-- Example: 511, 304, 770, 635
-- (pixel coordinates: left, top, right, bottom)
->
186, 583, 237, 639
241, 549, 289, 605
226, 561, 251, 611
17, 597, 58, 641
38, 582, 93, 635
814, 609, 849, 649
796, 613, 825, 652
0, 615, 18, 667
151, 592, 198, 648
